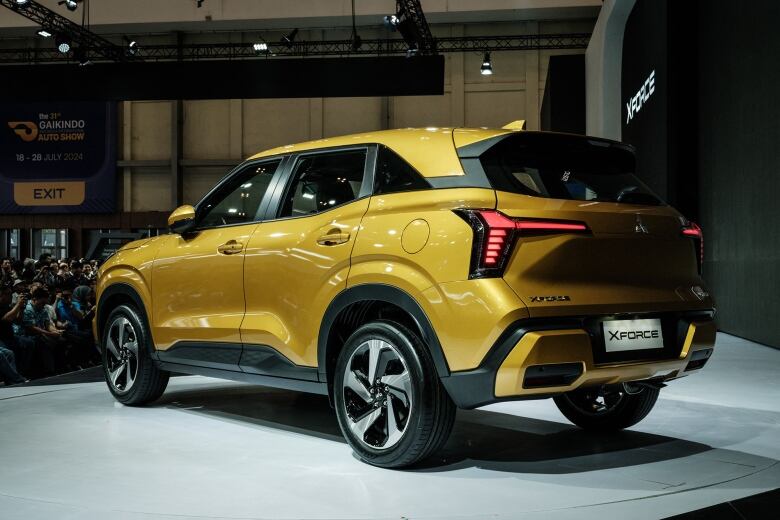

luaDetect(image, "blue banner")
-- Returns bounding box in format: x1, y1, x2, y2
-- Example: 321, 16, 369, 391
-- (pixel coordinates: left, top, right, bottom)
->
0, 101, 116, 214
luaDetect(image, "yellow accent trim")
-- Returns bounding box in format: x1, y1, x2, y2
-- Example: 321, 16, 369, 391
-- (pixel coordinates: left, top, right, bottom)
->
502, 119, 526, 130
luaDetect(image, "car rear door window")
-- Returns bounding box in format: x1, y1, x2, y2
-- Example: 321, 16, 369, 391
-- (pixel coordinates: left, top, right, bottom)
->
279, 149, 367, 217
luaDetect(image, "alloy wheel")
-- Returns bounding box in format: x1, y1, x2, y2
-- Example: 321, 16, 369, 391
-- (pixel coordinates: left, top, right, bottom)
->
342, 339, 412, 450
105, 316, 140, 393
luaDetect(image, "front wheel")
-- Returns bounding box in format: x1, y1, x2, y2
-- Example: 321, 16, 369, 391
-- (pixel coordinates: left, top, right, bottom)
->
102, 304, 169, 406
553, 384, 660, 431
334, 320, 455, 468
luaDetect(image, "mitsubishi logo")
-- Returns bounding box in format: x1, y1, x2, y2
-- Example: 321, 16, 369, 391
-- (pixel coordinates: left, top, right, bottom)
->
635, 214, 649, 234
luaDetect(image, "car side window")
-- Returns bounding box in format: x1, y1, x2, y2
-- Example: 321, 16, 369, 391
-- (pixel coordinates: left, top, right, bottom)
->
198, 160, 281, 228
279, 149, 367, 218
374, 145, 430, 195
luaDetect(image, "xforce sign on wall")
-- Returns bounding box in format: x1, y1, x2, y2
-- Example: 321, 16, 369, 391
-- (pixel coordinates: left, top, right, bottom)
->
0, 102, 116, 214
620, 0, 697, 219
621, 0, 668, 200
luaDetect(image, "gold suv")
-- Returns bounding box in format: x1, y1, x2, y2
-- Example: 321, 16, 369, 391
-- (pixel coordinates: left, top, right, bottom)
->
96, 126, 716, 468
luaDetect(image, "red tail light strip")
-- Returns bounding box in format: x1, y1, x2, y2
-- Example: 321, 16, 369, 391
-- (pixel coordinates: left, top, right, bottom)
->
515, 221, 588, 232
681, 221, 704, 273
456, 210, 589, 278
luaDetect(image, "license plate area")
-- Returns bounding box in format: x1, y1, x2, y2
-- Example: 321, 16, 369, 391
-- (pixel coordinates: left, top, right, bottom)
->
602, 318, 663, 352
587, 314, 684, 365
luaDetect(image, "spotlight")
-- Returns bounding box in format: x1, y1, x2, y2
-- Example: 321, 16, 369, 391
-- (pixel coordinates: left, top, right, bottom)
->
127, 40, 139, 56
37, 29, 53, 38
14, 0, 30, 7
59, 0, 79, 11
281, 28, 298, 49
480, 52, 493, 76
55, 34, 71, 54
383, 15, 399, 30
406, 47, 419, 58
252, 42, 268, 54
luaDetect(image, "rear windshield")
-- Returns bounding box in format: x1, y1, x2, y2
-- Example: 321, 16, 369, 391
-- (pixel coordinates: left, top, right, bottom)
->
479, 133, 663, 205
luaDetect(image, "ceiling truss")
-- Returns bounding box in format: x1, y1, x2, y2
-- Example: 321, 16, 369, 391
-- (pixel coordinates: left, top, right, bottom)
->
0, 33, 590, 64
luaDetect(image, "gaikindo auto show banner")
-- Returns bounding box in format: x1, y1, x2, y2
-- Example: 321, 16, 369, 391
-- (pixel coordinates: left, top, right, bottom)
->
0, 101, 116, 214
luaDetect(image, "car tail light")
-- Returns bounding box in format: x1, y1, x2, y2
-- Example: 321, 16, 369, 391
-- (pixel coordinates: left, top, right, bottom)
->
681, 221, 703, 274
456, 210, 589, 278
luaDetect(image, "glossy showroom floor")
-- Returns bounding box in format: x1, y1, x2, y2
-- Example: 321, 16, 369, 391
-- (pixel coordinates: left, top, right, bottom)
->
1, 332, 778, 520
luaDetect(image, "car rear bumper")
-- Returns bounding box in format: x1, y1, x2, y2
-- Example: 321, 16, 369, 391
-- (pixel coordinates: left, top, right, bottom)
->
440, 310, 716, 409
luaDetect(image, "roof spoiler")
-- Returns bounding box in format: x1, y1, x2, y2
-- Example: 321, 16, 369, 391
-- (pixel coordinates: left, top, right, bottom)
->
501, 120, 526, 130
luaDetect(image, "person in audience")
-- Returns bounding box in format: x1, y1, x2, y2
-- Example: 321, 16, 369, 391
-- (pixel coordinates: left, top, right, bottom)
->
21, 258, 36, 282
1, 258, 18, 287
57, 287, 98, 365
33, 263, 57, 288
11, 279, 28, 306
64, 261, 90, 291
0, 286, 28, 385
56, 262, 71, 288
22, 286, 65, 375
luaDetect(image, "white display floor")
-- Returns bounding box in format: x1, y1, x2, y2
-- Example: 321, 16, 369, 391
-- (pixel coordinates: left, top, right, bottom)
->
1, 332, 778, 519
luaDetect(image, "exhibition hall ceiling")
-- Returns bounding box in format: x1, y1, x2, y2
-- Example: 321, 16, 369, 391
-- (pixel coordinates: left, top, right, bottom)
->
0, 0, 601, 34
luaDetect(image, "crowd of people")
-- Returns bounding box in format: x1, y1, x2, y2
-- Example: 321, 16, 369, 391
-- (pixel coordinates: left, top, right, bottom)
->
0, 254, 100, 386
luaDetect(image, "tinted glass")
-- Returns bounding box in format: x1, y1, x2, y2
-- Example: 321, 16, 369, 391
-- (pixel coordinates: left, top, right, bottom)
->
199, 160, 281, 227
279, 150, 366, 217
374, 145, 430, 195
480, 133, 663, 205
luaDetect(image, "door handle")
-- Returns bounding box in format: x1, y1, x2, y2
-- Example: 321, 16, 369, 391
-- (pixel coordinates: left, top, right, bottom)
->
316, 232, 351, 246
217, 240, 244, 255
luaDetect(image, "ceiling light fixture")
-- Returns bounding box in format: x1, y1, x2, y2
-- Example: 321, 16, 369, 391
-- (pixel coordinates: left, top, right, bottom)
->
55, 34, 71, 54
281, 28, 298, 49
480, 52, 493, 76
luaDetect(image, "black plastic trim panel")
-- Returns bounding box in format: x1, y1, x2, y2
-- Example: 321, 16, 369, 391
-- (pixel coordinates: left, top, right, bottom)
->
156, 361, 328, 395
96, 283, 152, 354
441, 310, 715, 409
157, 342, 242, 371
156, 341, 320, 382
240, 344, 319, 381
318, 284, 450, 382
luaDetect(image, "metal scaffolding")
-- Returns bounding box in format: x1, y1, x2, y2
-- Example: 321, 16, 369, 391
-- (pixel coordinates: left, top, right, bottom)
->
0, 0, 127, 61
0, 33, 590, 64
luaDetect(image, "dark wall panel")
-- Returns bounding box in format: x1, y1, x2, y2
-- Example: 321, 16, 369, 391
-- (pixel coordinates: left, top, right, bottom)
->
697, 0, 780, 347
540, 54, 585, 134
0, 56, 445, 101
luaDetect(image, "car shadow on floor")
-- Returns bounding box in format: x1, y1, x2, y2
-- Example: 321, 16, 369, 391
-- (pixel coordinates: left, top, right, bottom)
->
156, 382, 717, 474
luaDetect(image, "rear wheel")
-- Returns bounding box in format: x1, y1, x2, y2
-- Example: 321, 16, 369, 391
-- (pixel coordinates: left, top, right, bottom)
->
334, 320, 455, 468
553, 383, 659, 431
102, 304, 169, 406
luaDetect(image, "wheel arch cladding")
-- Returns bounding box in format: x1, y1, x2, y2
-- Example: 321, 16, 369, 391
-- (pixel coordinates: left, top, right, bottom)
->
318, 284, 451, 392
97, 283, 155, 356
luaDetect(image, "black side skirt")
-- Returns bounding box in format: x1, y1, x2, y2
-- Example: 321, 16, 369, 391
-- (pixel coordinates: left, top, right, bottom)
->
156, 341, 326, 395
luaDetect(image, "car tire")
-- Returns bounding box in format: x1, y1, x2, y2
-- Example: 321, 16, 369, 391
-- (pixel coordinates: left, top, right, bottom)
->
553, 384, 660, 431
334, 320, 456, 468
102, 304, 169, 406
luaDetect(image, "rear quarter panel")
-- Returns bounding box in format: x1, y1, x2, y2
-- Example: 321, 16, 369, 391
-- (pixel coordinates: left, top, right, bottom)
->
349, 187, 531, 371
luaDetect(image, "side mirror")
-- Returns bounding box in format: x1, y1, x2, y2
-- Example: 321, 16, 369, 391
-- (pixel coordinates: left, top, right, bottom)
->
168, 205, 196, 234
